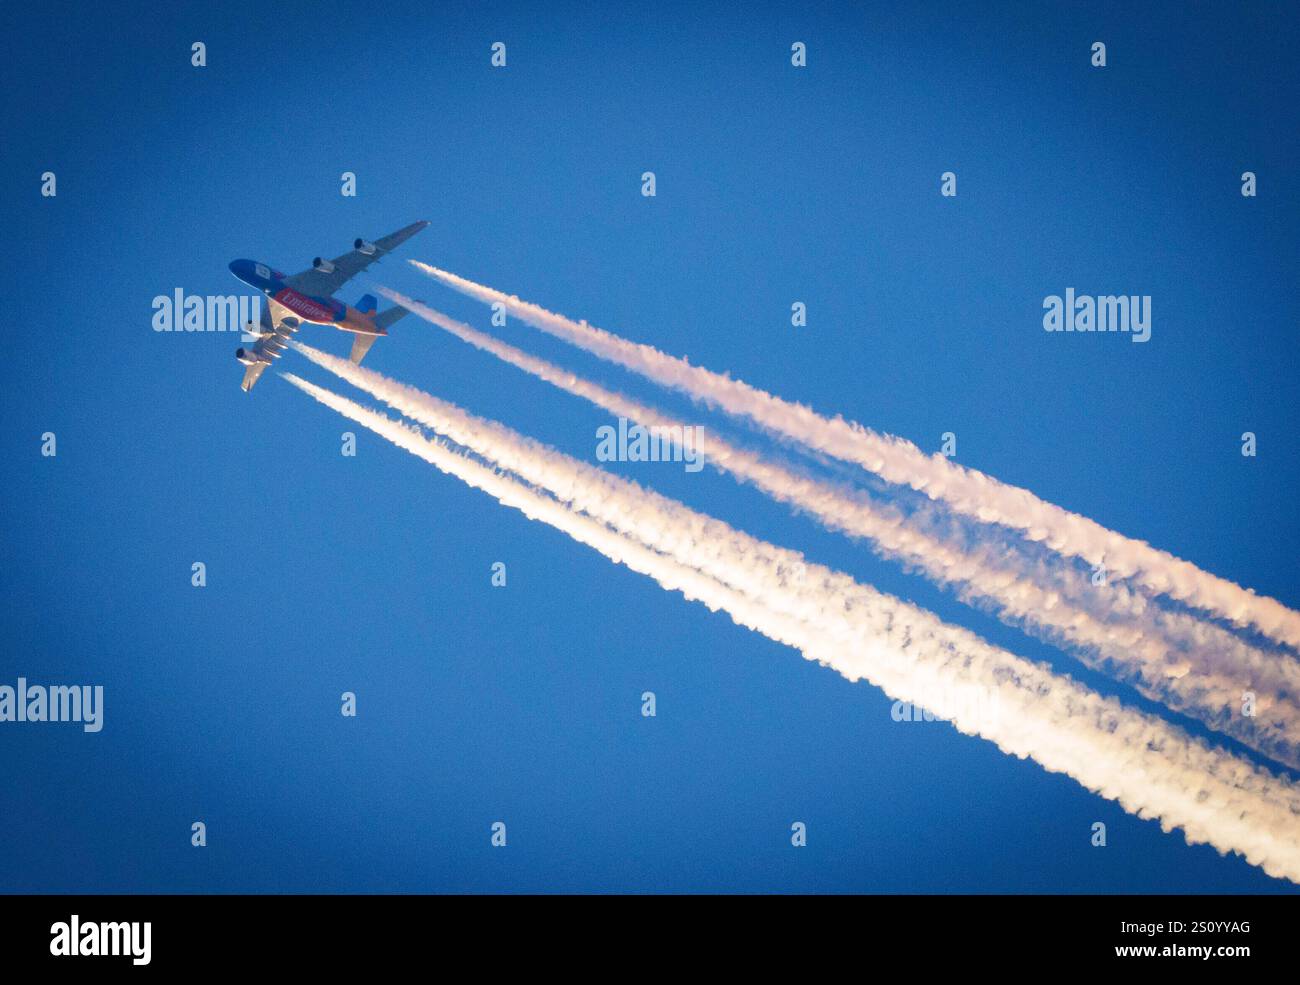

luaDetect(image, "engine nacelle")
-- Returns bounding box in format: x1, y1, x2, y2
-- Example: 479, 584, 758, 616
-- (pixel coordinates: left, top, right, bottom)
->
235, 347, 262, 367
354, 238, 378, 256
313, 257, 335, 273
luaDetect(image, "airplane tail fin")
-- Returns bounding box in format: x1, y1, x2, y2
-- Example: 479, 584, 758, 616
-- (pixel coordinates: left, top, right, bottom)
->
356, 293, 378, 315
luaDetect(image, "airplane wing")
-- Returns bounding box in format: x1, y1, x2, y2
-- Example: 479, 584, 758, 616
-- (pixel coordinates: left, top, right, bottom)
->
240, 362, 269, 392
283, 220, 430, 298
266, 295, 299, 330
237, 303, 299, 392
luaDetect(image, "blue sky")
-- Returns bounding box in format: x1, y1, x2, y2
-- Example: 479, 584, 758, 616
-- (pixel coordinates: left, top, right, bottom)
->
3, 1, 1298, 892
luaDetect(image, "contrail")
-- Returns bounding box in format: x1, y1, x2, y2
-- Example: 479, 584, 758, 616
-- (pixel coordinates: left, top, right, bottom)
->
279, 371, 1300, 883
357, 301, 1300, 769
409, 261, 1300, 652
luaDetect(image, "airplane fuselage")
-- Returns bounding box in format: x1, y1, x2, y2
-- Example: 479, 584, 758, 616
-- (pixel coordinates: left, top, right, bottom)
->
228, 259, 385, 336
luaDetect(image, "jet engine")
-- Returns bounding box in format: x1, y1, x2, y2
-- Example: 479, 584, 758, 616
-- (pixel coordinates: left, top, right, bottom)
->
354, 238, 378, 256
313, 257, 335, 273
235, 348, 263, 366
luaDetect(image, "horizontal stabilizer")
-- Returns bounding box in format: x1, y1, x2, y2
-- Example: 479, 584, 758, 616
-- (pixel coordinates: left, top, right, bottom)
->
374, 304, 411, 331
349, 333, 379, 365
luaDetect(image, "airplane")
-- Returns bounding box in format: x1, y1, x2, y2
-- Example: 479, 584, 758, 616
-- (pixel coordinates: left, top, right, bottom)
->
228, 220, 430, 391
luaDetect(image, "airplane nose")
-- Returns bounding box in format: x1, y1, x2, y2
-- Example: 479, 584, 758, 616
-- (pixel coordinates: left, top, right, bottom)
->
229, 259, 260, 283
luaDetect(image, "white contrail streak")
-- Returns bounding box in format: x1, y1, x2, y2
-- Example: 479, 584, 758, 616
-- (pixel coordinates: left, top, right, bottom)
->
409, 261, 1300, 652
280, 371, 1300, 883
359, 299, 1300, 769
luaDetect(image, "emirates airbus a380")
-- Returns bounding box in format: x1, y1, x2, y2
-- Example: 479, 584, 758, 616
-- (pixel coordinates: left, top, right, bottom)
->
227, 220, 429, 391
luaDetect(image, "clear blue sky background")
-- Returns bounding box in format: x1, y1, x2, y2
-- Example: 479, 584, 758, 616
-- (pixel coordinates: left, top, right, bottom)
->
2, 1, 1297, 892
